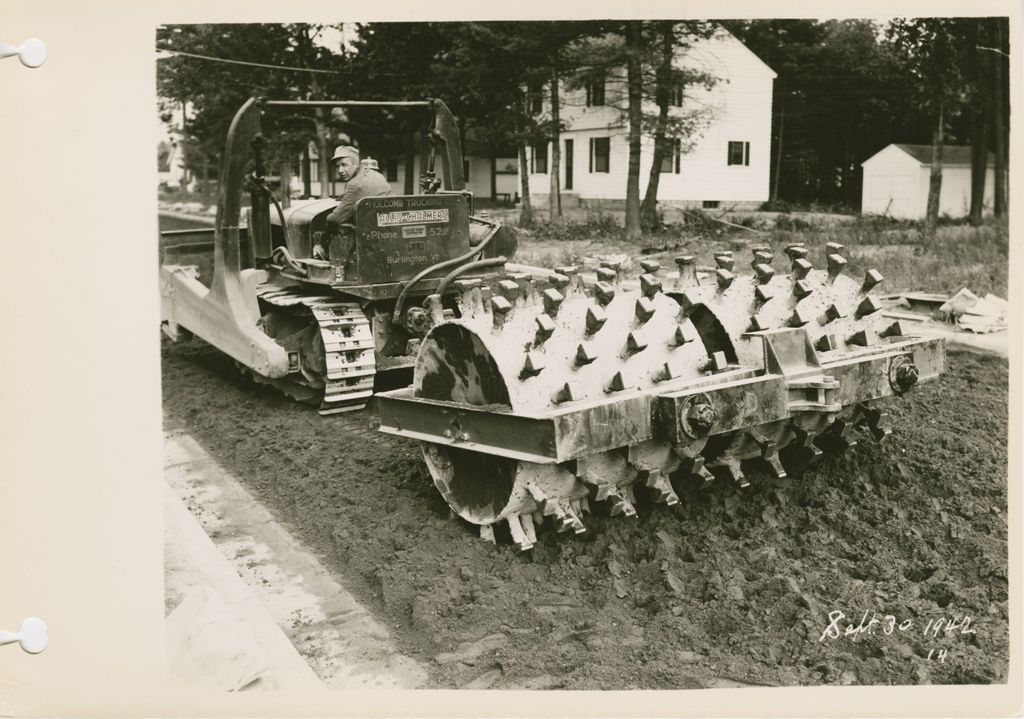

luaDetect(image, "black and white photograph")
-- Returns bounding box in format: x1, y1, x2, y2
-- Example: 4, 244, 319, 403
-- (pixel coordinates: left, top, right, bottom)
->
155, 15, 1013, 693
0, 2, 1018, 715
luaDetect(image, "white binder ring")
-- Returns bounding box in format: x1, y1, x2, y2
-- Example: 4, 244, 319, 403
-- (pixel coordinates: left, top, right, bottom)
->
0, 617, 48, 654
0, 38, 47, 68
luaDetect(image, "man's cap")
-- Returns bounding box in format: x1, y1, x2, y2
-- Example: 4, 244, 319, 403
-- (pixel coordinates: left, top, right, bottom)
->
331, 145, 360, 163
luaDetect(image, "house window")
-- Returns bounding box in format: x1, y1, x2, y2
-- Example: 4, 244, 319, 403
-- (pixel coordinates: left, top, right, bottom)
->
669, 84, 684, 107
463, 160, 470, 181
659, 138, 682, 173
728, 141, 750, 166
589, 137, 610, 173
585, 76, 606, 107
385, 158, 398, 182
531, 143, 548, 174
528, 83, 543, 115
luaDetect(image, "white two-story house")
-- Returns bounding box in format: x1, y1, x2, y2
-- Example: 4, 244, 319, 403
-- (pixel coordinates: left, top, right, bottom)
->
521, 28, 776, 210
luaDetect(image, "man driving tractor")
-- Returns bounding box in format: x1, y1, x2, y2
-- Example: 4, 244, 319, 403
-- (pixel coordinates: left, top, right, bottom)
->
328, 145, 393, 226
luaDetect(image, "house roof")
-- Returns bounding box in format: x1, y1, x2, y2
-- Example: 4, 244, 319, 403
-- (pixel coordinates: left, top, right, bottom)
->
891, 143, 994, 167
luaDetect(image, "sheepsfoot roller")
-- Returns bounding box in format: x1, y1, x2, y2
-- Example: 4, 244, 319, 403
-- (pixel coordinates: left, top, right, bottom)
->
376, 244, 945, 550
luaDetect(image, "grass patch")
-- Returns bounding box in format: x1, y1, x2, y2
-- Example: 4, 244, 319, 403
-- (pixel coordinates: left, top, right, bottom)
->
513, 210, 1008, 298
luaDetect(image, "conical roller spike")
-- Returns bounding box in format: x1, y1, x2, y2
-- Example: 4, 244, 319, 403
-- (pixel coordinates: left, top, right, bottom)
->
645, 469, 680, 505
640, 273, 662, 298
600, 259, 624, 272
717, 458, 749, 488
784, 244, 808, 261
749, 314, 769, 331
507, 514, 534, 551
789, 307, 813, 327
479, 524, 496, 544
791, 422, 824, 458
497, 279, 520, 302
635, 296, 656, 323
715, 254, 736, 271
826, 254, 848, 280
855, 296, 881, 319
792, 279, 813, 299
679, 455, 715, 488
596, 267, 617, 284
520, 351, 546, 379
822, 303, 845, 323
814, 334, 838, 352
716, 269, 735, 290
605, 370, 633, 393
677, 289, 701, 317
754, 263, 775, 284
857, 403, 892, 442
654, 360, 682, 383
625, 331, 648, 355
491, 296, 512, 328
553, 380, 586, 404
594, 281, 616, 306
542, 288, 564, 316
534, 314, 556, 344
862, 269, 884, 293
879, 321, 905, 339
669, 324, 691, 347
752, 251, 773, 268
847, 329, 871, 347
555, 265, 578, 277
702, 351, 728, 373
825, 241, 845, 258
549, 273, 570, 292
585, 305, 607, 335
575, 342, 598, 367
754, 285, 773, 305
639, 259, 661, 273
791, 258, 813, 280
479, 286, 493, 305
596, 485, 637, 518
675, 256, 698, 287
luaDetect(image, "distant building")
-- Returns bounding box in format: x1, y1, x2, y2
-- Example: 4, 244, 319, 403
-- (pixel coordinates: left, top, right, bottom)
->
296, 139, 517, 204
520, 28, 777, 210
861, 143, 995, 219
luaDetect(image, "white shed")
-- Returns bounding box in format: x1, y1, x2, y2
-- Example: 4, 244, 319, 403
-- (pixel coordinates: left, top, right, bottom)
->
860, 143, 994, 220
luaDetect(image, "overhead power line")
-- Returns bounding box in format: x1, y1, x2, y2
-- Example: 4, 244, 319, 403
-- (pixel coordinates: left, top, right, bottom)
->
157, 47, 345, 74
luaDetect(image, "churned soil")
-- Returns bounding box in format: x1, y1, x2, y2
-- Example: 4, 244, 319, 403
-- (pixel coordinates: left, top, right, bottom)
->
162, 339, 1009, 689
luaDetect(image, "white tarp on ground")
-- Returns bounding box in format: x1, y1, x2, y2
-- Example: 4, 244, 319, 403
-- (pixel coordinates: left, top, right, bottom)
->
165, 585, 270, 691
939, 288, 1009, 333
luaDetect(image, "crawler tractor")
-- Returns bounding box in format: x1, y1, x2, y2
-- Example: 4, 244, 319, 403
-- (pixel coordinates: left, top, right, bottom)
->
376, 246, 946, 549
160, 98, 517, 413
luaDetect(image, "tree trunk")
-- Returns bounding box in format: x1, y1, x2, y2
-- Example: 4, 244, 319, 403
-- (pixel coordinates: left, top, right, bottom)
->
314, 109, 330, 199
641, 21, 674, 231
548, 64, 562, 219
925, 100, 944, 237
490, 151, 497, 201
404, 127, 416, 195
624, 21, 644, 242
518, 142, 534, 227
302, 144, 312, 198
969, 22, 989, 226
992, 19, 1007, 217
772, 83, 784, 202
280, 159, 292, 209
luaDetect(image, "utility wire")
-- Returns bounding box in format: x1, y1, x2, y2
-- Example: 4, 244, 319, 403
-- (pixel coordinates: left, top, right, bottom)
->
157, 47, 345, 74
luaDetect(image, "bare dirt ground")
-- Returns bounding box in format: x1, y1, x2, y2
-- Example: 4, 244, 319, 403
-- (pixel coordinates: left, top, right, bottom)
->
161, 336, 1009, 690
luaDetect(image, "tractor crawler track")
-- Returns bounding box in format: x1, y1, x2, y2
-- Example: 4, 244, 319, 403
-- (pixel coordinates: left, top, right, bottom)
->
255, 285, 376, 415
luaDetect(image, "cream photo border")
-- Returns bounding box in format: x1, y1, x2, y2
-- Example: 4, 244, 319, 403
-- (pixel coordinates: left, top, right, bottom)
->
0, 0, 1020, 715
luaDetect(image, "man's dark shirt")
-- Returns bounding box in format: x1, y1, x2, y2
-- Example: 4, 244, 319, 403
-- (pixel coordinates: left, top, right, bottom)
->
328, 167, 394, 225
